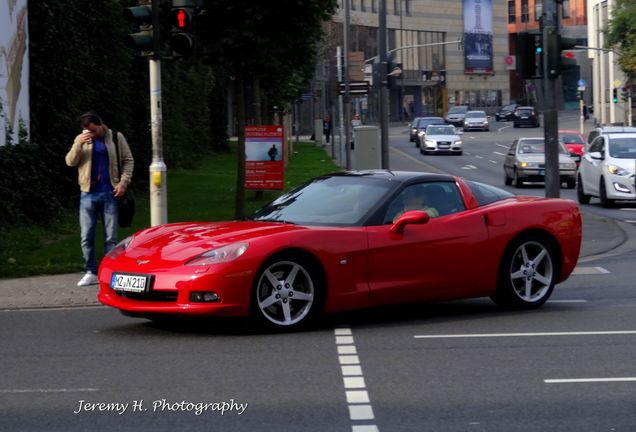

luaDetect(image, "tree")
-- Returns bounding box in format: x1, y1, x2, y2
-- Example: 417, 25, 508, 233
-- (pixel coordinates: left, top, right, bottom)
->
606, 0, 636, 81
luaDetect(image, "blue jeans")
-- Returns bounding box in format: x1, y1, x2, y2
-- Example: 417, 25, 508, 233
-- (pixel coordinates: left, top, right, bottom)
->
79, 191, 118, 274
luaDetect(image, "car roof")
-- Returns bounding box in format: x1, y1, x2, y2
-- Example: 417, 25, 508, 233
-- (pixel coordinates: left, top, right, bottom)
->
593, 126, 636, 133
606, 133, 636, 139
516, 106, 534, 110
419, 116, 444, 120
466, 110, 486, 114
327, 170, 456, 184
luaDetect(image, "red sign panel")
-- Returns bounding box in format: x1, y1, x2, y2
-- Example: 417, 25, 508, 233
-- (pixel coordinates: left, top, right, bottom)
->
245, 126, 285, 190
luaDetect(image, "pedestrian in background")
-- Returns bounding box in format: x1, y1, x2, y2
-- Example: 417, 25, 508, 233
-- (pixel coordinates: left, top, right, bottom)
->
323, 115, 332, 144
583, 103, 589, 121
65, 112, 134, 286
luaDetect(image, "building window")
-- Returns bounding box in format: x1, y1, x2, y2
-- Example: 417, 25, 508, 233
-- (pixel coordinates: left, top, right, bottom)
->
404, 0, 410, 16
561, 0, 570, 18
371, 0, 376, 12
521, 0, 529, 22
534, 0, 542, 21
360, 0, 366, 11
351, 0, 356, 10
508, 0, 516, 23
394, 0, 399, 15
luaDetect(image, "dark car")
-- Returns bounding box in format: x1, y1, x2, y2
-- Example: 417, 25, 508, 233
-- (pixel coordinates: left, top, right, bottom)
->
411, 116, 445, 147
495, 103, 519, 122
512, 106, 540, 128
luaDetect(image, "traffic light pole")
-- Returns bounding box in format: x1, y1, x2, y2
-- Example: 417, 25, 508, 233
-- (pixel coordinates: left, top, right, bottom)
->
379, 0, 389, 169
149, 0, 167, 226
542, 0, 560, 199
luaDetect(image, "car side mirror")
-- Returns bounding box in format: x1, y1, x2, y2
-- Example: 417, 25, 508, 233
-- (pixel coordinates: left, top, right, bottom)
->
458, 131, 464, 135
588, 151, 603, 160
390, 210, 430, 234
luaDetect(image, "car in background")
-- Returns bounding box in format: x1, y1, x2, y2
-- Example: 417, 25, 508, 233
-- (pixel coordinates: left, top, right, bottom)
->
577, 133, 636, 207
495, 103, 519, 122
408, 117, 424, 142
445, 106, 470, 127
586, 125, 636, 148
463, 110, 490, 131
558, 130, 586, 166
420, 124, 463, 155
410, 116, 445, 147
98, 170, 582, 330
504, 137, 577, 188
512, 106, 540, 128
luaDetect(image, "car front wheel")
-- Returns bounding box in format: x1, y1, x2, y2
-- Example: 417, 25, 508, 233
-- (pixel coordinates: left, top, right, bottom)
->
599, 178, 614, 208
252, 254, 322, 330
576, 175, 590, 204
492, 235, 557, 309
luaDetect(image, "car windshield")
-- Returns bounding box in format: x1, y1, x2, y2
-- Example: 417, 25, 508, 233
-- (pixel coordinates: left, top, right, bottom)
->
559, 133, 584, 144
417, 118, 444, 128
466, 112, 485, 118
251, 176, 393, 226
448, 107, 468, 114
518, 141, 569, 155
427, 126, 455, 135
516, 108, 534, 116
608, 137, 636, 159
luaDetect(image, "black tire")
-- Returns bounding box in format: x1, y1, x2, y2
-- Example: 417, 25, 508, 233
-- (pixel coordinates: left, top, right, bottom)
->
599, 178, 614, 208
492, 234, 557, 309
566, 178, 575, 189
576, 175, 591, 204
504, 171, 512, 186
513, 169, 523, 188
251, 253, 323, 330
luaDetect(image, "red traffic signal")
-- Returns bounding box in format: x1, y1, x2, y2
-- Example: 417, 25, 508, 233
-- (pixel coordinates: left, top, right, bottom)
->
171, 8, 193, 30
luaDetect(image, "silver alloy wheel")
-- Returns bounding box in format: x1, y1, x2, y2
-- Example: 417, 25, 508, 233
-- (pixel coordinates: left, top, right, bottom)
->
255, 260, 315, 327
508, 240, 553, 303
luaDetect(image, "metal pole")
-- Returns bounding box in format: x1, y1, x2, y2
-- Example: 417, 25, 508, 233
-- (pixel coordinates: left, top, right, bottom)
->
580, 98, 584, 134
148, 0, 167, 226
542, 0, 560, 199
343, 0, 352, 170
337, 46, 345, 166
379, 0, 390, 169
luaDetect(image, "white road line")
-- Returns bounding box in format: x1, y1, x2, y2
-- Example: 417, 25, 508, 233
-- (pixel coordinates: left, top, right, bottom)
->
572, 266, 610, 275
548, 299, 588, 303
496, 143, 509, 149
0, 388, 99, 394
414, 330, 636, 339
489, 160, 498, 164
475, 155, 483, 159
493, 151, 506, 156
545, 378, 636, 384
462, 165, 478, 170
335, 328, 379, 432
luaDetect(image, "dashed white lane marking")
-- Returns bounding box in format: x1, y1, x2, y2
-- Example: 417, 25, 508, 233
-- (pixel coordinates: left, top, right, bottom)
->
489, 159, 498, 164
493, 151, 506, 156
414, 330, 636, 339
545, 377, 636, 384
335, 328, 379, 431
572, 266, 610, 275
548, 299, 588, 303
462, 165, 478, 170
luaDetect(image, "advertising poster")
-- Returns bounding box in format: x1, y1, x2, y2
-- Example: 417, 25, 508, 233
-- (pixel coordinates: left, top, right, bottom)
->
0, 0, 29, 146
245, 125, 285, 190
463, 0, 493, 74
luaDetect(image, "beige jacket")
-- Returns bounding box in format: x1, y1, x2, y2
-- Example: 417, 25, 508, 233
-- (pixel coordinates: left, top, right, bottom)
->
65, 127, 134, 193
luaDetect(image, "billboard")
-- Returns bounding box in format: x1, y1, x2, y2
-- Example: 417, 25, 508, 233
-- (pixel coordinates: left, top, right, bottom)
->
463, 0, 493, 74
0, 0, 29, 146
245, 126, 285, 190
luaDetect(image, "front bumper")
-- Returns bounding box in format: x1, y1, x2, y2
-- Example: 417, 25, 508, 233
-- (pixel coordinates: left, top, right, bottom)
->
605, 173, 636, 200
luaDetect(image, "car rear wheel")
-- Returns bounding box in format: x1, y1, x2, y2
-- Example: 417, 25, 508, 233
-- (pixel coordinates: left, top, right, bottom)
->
504, 171, 512, 186
599, 178, 614, 208
576, 175, 590, 204
492, 235, 557, 309
252, 254, 322, 330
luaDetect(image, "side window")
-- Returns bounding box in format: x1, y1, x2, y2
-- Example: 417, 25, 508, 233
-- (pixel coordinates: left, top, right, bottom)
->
383, 182, 466, 223
589, 137, 603, 153
587, 131, 598, 145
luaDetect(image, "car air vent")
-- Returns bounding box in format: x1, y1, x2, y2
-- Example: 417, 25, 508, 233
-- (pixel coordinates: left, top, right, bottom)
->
116, 291, 178, 302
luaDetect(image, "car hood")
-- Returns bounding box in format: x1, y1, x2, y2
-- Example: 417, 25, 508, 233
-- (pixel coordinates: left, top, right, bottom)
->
426, 134, 460, 141
123, 221, 303, 262
446, 113, 465, 118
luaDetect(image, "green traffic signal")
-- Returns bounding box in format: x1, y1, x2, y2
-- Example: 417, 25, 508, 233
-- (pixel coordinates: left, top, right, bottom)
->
612, 88, 618, 104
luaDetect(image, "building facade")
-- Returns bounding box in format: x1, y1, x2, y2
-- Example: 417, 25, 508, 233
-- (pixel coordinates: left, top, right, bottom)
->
319, 0, 511, 124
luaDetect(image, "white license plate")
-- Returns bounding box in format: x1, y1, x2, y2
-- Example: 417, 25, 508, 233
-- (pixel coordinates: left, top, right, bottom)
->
538, 169, 545, 176
111, 273, 149, 292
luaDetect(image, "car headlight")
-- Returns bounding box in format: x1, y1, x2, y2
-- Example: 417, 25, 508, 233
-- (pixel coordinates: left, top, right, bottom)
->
520, 162, 540, 168
454, 140, 463, 145
607, 164, 631, 176
185, 242, 249, 266
411, 128, 417, 134
106, 236, 133, 260
425, 140, 436, 146
418, 131, 425, 136
559, 162, 576, 169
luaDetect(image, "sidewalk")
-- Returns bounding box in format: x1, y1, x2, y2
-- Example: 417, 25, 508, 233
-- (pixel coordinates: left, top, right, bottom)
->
0, 213, 633, 311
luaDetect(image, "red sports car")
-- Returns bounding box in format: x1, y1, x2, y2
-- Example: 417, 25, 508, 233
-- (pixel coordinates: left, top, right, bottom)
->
98, 171, 582, 330
559, 130, 586, 166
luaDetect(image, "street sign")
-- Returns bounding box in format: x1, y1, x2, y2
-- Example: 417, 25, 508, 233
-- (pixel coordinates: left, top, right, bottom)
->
577, 79, 586, 87
338, 81, 370, 95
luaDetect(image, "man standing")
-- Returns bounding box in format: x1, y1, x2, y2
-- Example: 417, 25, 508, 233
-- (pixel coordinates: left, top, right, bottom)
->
65, 112, 134, 286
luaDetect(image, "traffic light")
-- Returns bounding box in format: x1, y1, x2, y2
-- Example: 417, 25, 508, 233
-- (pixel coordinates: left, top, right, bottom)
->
546, 34, 578, 79
387, 54, 401, 89
621, 87, 631, 102
123, 2, 156, 55
612, 88, 618, 104
170, 1, 197, 56
516, 32, 542, 79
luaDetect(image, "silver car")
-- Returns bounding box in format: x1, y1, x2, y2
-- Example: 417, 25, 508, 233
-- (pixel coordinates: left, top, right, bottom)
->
504, 138, 577, 188
420, 124, 463, 155
463, 110, 490, 131
445, 106, 470, 127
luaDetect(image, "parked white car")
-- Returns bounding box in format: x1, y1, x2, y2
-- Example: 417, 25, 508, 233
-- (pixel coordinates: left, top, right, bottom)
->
577, 133, 636, 207
420, 124, 463, 155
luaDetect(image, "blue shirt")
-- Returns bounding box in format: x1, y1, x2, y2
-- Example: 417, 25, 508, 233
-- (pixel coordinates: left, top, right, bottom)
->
90, 137, 112, 192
